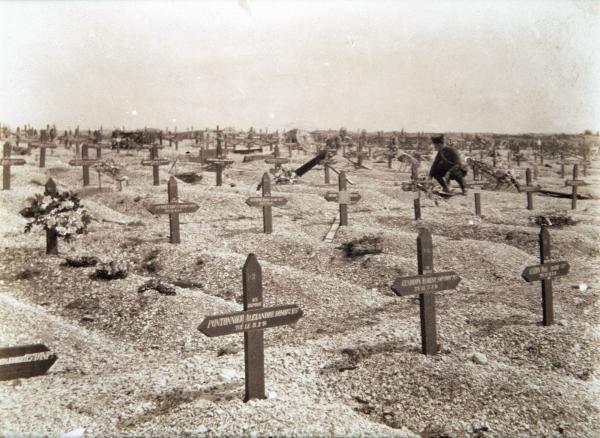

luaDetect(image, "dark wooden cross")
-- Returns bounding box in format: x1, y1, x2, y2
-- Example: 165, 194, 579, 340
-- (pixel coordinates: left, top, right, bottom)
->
264, 157, 289, 171
245, 173, 288, 234
141, 144, 170, 186
520, 168, 541, 210
401, 179, 434, 221
521, 226, 570, 326
147, 177, 199, 244
198, 254, 303, 402
323, 171, 361, 226
69, 144, 100, 187
0, 343, 57, 381
31, 142, 57, 168
2, 143, 26, 190
205, 138, 233, 186
44, 178, 59, 254
391, 228, 461, 355
565, 164, 587, 210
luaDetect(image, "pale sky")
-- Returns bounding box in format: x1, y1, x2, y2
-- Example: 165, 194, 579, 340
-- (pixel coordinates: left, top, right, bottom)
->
1, 0, 599, 133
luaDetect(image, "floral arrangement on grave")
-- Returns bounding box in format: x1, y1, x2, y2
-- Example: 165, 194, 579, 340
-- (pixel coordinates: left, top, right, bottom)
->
20, 186, 92, 243
270, 166, 297, 185
93, 159, 124, 189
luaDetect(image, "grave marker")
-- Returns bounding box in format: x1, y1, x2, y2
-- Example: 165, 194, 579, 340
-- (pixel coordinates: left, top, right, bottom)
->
520, 168, 541, 210
69, 145, 99, 187
198, 254, 303, 402
31, 142, 57, 168
245, 173, 288, 234
565, 164, 586, 210
45, 178, 59, 254
2, 143, 26, 190
401, 179, 434, 221
0, 343, 57, 381
141, 145, 170, 186
147, 177, 199, 244
264, 157, 289, 171
323, 171, 361, 226
391, 228, 461, 355
521, 227, 570, 326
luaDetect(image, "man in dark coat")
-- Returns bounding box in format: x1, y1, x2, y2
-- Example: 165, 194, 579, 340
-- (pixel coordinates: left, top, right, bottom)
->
429, 135, 467, 194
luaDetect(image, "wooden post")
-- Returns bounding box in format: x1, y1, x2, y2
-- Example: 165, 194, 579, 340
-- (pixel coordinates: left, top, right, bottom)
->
539, 226, 553, 326
262, 173, 273, 234
526, 168, 534, 210
2, 144, 11, 190
339, 171, 348, 226
168, 177, 180, 244
417, 229, 437, 355
243, 254, 266, 401
45, 179, 58, 255
324, 161, 330, 184
474, 192, 481, 217
571, 164, 578, 210
82, 145, 90, 186
152, 145, 160, 186
413, 192, 421, 221
39, 146, 46, 168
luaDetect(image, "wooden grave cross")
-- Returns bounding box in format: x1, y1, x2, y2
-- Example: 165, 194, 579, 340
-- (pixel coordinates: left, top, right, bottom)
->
401, 178, 434, 221
147, 177, 199, 244
198, 254, 303, 402
141, 144, 170, 186
391, 228, 461, 355
31, 141, 57, 168
264, 156, 289, 172
44, 178, 59, 254
205, 137, 233, 186
323, 171, 361, 226
69, 144, 100, 187
521, 226, 570, 326
245, 173, 288, 234
564, 164, 587, 210
520, 168, 541, 210
0, 343, 57, 381
2, 143, 26, 190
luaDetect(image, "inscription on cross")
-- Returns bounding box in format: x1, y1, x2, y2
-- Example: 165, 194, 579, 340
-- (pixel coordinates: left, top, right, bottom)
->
323, 171, 361, 226
391, 228, 461, 355
141, 144, 170, 186
521, 227, 570, 325
2, 143, 26, 190
147, 177, 199, 244
198, 254, 303, 402
69, 144, 100, 187
245, 173, 288, 233
0, 343, 57, 381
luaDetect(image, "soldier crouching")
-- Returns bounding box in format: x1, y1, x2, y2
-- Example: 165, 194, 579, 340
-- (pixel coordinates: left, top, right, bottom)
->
429, 135, 468, 194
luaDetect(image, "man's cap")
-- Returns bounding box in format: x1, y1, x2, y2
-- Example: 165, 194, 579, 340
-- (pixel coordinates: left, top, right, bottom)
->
432, 135, 445, 145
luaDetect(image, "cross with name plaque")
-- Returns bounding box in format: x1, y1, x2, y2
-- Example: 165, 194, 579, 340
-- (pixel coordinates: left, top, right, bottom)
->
141, 144, 170, 186
391, 228, 461, 355
198, 254, 303, 402
323, 171, 361, 226
205, 137, 233, 186
520, 168, 541, 210
521, 226, 570, 325
246, 173, 288, 233
2, 143, 26, 190
147, 177, 199, 243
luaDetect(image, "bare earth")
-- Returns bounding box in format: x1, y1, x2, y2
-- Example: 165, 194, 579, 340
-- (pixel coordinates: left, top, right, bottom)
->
1, 140, 599, 437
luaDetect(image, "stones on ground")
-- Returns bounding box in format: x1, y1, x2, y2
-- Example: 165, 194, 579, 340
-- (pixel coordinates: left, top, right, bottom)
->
64, 256, 100, 268
471, 352, 488, 365
93, 260, 128, 280
138, 279, 177, 295
338, 235, 383, 258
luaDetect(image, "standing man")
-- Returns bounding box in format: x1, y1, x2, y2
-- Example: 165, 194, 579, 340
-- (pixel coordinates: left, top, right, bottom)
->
429, 135, 467, 194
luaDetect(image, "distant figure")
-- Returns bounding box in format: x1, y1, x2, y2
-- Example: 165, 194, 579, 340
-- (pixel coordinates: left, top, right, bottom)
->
429, 135, 467, 194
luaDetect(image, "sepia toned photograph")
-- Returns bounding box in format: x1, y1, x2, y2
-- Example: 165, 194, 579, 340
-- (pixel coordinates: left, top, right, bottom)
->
0, 1, 598, 436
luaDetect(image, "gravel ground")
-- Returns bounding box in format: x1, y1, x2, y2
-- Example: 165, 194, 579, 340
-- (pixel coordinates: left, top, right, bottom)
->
0, 140, 599, 437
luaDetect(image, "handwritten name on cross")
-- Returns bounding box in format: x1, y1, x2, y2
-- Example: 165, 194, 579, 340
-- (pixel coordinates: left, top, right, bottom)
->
323, 171, 361, 226
0, 343, 57, 381
521, 227, 570, 326
141, 145, 170, 186
391, 228, 461, 355
564, 164, 587, 210
2, 143, 26, 190
69, 144, 100, 187
245, 173, 288, 234
198, 254, 303, 402
147, 177, 199, 244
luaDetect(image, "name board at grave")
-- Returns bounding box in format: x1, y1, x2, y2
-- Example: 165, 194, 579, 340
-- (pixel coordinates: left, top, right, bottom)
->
148, 202, 200, 215
198, 304, 303, 337
141, 159, 170, 166
0, 158, 26, 166
0, 343, 57, 381
69, 159, 99, 166
392, 271, 461, 296
564, 180, 587, 187
245, 196, 288, 207
324, 191, 361, 204
522, 261, 570, 282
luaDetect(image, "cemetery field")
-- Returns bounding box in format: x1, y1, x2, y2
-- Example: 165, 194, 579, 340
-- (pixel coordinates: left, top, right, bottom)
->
1, 141, 599, 437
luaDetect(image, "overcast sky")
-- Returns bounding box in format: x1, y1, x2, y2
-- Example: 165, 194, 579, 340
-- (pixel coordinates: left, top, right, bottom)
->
1, 0, 598, 133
